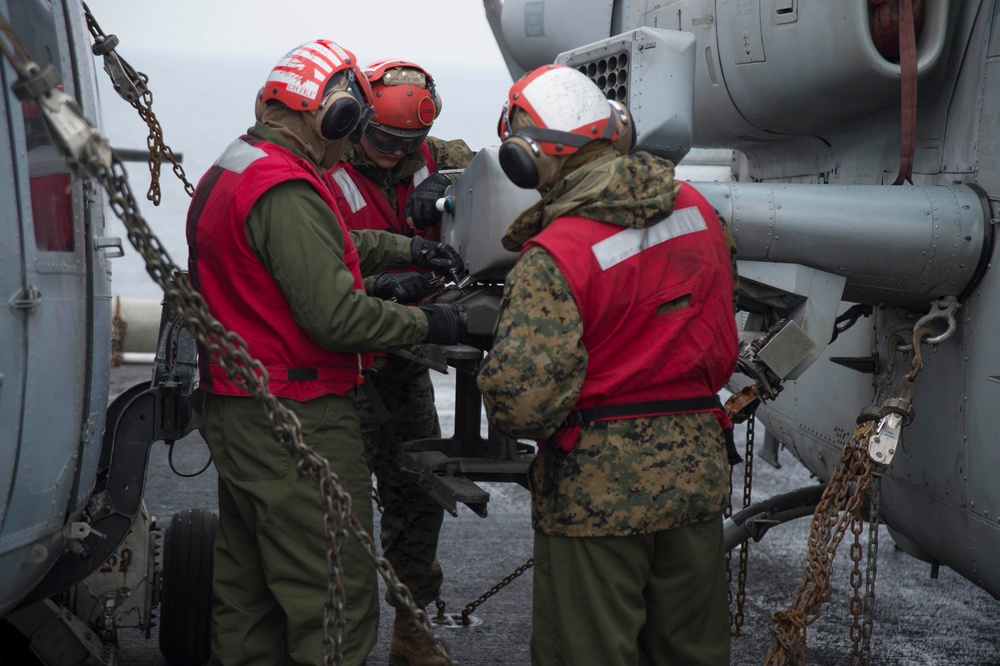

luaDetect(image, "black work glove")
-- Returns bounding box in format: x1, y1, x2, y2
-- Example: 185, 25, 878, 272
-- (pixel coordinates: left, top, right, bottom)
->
372, 271, 433, 304
410, 236, 465, 275
419, 303, 466, 345
403, 173, 451, 229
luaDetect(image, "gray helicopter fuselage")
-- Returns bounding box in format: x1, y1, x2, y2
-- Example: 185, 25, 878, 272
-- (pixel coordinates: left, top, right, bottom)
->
479, 0, 1000, 600
0, 0, 114, 617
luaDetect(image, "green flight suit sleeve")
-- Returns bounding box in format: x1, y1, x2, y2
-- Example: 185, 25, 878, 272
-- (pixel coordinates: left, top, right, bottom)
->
348, 228, 412, 276
477, 246, 587, 440
245, 180, 428, 352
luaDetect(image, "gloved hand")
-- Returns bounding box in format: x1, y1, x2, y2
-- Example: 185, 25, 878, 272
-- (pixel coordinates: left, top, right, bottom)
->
372, 271, 433, 304
403, 173, 451, 229
419, 303, 466, 345
410, 236, 465, 275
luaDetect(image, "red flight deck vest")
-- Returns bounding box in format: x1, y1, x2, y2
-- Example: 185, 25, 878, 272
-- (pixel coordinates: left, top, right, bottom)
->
523, 182, 739, 450
324, 142, 441, 241
187, 135, 372, 401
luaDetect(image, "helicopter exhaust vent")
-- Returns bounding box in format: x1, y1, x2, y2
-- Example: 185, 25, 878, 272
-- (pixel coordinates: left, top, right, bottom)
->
575, 52, 629, 104
556, 27, 696, 164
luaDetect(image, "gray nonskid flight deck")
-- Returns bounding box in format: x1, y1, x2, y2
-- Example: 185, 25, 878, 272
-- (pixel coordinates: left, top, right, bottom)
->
111, 362, 1000, 666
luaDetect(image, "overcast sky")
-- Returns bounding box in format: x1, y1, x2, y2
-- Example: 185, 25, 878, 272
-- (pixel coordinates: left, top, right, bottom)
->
84, 1, 517, 298
86, 0, 509, 70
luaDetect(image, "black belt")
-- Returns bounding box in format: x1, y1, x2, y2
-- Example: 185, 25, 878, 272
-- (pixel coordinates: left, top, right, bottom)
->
561, 396, 724, 428
555, 395, 742, 467
287, 368, 318, 381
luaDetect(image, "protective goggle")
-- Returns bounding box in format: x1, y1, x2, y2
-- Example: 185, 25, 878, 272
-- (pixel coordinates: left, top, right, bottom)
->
363, 122, 428, 155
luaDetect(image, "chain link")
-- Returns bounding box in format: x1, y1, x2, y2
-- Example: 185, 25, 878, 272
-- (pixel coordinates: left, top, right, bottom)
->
83, 4, 195, 204
848, 512, 865, 658
460, 558, 534, 625
0, 9, 453, 662
98, 158, 454, 665
764, 419, 877, 666
861, 476, 882, 664
726, 414, 755, 636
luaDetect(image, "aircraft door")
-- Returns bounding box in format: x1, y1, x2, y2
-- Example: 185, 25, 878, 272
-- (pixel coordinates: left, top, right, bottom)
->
0, 0, 90, 598
0, 17, 26, 533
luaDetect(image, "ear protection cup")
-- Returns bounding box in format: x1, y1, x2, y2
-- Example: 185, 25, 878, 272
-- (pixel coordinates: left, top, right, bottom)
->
315, 91, 362, 140
427, 79, 442, 119
499, 134, 569, 191
609, 100, 636, 155
349, 104, 373, 143
498, 137, 541, 189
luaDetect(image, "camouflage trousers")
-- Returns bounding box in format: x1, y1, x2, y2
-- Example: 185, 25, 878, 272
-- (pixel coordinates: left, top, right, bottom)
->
357, 354, 445, 609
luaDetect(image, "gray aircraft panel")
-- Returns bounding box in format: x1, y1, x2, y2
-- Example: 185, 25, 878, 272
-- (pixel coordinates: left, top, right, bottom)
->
0, 0, 91, 617
0, 11, 25, 528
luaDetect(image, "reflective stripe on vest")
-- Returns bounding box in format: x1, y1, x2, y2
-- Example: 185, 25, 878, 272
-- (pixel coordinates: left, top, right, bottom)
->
331, 168, 367, 213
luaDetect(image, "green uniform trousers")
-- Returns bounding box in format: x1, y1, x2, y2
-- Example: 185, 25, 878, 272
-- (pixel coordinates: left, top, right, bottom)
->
358, 354, 445, 609
201, 391, 378, 666
531, 517, 729, 666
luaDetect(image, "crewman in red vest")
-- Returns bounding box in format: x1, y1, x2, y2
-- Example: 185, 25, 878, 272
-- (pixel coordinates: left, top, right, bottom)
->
478, 64, 740, 666
324, 60, 474, 666
186, 40, 466, 666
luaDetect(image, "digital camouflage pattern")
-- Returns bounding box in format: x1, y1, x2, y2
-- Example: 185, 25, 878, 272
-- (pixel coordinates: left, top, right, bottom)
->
357, 354, 444, 608
478, 149, 739, 537
345, 135, 474, 608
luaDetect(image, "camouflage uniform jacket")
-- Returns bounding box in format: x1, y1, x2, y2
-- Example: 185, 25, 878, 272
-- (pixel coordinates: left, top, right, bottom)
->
477, 150, 740, 537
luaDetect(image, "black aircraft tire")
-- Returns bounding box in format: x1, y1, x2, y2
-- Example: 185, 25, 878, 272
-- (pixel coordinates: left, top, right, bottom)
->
159, 508, 217, 666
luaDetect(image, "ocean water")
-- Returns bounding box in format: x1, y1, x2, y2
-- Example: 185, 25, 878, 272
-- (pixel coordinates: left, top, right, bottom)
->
97, 49, 513, 300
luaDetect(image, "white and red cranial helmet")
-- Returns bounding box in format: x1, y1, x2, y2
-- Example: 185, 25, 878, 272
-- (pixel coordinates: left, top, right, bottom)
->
497, 64, 633, 190
262, 39, 373, 112
498, 64, 625, 157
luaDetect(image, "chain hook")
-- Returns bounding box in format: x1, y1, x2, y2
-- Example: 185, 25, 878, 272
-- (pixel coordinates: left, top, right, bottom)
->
913, 295, 960, 346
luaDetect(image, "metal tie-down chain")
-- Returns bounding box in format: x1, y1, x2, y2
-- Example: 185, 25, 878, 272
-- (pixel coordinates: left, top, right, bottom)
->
726, 413, 755, 636
83, 2, 195, 204
458, 558, 534, 626
765, 315, 947, 666
764, 418, 877, 666
0, 13, 453, 665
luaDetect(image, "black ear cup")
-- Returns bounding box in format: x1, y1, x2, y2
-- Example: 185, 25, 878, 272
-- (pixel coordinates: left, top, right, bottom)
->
427, 78, 442, 118
499, 140, 540, 189
320, 96, 362, 140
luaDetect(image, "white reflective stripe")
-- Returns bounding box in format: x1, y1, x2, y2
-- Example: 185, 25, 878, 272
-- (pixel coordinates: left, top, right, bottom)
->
330, 169, 367, 213
590, 207, 708, 271
413, 166, 430, 188
215, 138, 267, 174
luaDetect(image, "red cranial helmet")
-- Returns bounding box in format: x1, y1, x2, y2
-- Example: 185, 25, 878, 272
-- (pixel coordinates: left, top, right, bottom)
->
362, 59, 441, 154
262, 40, 374, 140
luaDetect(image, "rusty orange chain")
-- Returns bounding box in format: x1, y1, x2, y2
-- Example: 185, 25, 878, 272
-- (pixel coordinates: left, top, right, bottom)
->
725, 413, 755, 636
0, 11, 453, 665
765, 323, 938, 665
83, 2, 195, 204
